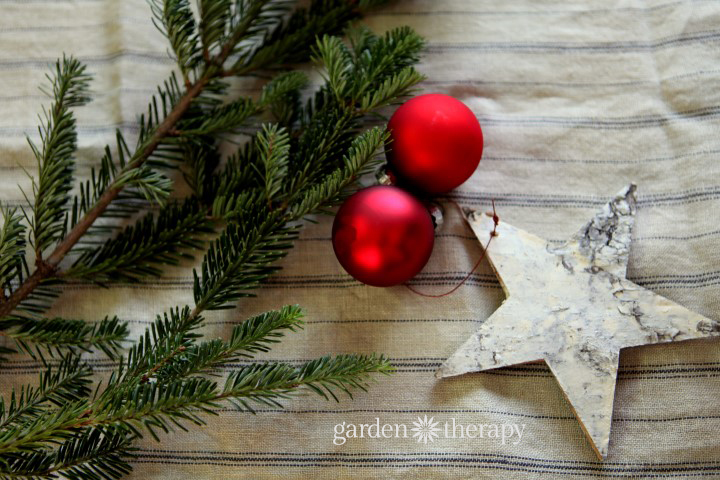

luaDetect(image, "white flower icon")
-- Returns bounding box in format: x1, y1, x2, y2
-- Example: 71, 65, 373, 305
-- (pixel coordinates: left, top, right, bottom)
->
411, 415, 441, 444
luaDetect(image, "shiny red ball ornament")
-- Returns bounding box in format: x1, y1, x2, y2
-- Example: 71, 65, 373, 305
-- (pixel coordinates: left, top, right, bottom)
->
386, 93, 483, 194
332, 186, 435, 287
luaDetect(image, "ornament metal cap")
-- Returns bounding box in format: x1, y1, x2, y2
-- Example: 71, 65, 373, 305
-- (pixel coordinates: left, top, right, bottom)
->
427, 202, 444, 229
376, 168, 396, 186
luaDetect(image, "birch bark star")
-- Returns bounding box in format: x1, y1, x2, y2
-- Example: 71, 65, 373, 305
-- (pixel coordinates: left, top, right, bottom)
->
437, 184, 720, 459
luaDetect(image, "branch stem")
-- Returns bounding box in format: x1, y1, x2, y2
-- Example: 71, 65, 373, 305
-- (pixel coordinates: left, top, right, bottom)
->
0, 78, 209, 319
0, 2, 280, 319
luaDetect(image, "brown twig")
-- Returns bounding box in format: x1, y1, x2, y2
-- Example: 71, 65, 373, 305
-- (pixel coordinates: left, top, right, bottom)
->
0, 10, 277, 319
0, 79, 209, 318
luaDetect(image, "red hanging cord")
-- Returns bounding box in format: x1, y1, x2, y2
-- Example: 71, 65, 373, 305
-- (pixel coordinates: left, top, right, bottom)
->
404, 200, 499, 298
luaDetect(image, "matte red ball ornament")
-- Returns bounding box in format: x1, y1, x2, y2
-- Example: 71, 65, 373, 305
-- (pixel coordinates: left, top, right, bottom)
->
332, 186, 435, 287
386, 93, 483, 194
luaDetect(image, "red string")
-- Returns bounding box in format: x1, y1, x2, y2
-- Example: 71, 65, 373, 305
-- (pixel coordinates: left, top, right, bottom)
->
404, 200, 499, 298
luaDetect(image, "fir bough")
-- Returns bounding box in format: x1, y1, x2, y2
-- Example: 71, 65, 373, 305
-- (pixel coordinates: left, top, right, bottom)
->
0, 0, 424, 477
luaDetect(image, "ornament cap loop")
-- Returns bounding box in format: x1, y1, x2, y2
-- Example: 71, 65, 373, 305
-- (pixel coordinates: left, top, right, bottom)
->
376, 169, 396, 186
428, 202, 444, 229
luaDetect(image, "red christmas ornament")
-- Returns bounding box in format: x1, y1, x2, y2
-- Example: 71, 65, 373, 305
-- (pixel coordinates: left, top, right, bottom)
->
386, 93, 483, 194
332, 186, 435, 287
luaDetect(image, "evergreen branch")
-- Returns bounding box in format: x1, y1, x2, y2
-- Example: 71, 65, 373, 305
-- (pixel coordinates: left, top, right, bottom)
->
156, 305, 305, 380
66, 198, 213, 283
6, 283, 63, 323
198, 0, 232, 58
111, 166, 173, 207
192, 210, 297, 312
150, 0, 201, 83
134, 73, 201, 172
0, 1, 379, 319
69, 74, 189, 240
235, 0, 368, 72
69, 131, 139, 238
0, 426, 134, 479
116, 306, 203, 387
223, 0, 294, 71
286, 27, 424, 197
28, 55, 91, 258
0, 207, 26, 300
285, 105, 357, 197
312, 26, 425, 105
0, 449, 54, 478
259, 71, 309, 107
43, 426, 135, 480
0, 3, 421, 475
347, 26, 424, 101
221, 363, 298, 409
295, 353, 394, 401
223, 353, 393, 410
181, 135, 220, 201
346, 23, 377, 57
179, 26, 426, 330
313, 35, 351, 101
12, 311, 204, 454
358, 65, 425, 112
209, 181, 260, 221
289, 126, 387, 218
109, 294, 301, 393
259, 71, 308, 127
206, 149, 261, 218
10, 353, 391, 445
4, 317, 128, 360
0, 74, 208, 320
100, 212, 302, 386
0, 356, 92, 431
152, 340, 221, 382
176, 97, 258, 135
94, 377, 220, 441
254, 124, 290, 205
0, 401, 90, 455
227, 305, 304, 357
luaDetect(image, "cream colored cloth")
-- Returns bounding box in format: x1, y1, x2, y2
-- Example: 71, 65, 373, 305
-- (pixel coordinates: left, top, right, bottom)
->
2, 0, 720, 477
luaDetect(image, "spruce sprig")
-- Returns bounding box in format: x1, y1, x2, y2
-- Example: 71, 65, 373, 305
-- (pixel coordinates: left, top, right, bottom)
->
27, 56, 91, 259
0, 356, 92, 431
4, 316, 128, 360
0, 0, 384, 321
43, 426, 136, 479
0, 207, 26, 302
66, 198, 214, 283
0, 350, 391, 461
0, 0, 425, 477
155, 306, 306, 380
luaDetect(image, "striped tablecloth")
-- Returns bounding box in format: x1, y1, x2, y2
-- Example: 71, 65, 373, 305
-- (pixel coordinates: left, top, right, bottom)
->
1, 0, 720, 477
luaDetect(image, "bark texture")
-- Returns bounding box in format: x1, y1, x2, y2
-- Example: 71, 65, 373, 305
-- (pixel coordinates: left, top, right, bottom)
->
438, 184, 720, 459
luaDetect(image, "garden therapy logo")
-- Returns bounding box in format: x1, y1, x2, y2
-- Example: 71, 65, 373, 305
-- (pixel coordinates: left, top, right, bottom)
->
411, 416, 441, 444
333, 416, 526, 446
